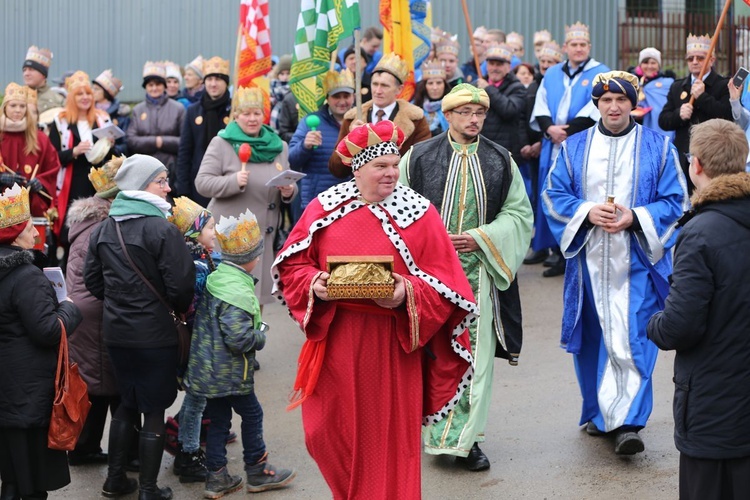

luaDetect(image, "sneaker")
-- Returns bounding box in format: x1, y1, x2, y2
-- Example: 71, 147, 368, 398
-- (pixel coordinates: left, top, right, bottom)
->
245, 454, 296, 493
204, 467, 243, 499
614, 431, 645, 455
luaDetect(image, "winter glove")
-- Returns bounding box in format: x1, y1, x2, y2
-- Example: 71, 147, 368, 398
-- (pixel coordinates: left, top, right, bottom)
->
27, 178, 44, 193
0, 172, 27, 188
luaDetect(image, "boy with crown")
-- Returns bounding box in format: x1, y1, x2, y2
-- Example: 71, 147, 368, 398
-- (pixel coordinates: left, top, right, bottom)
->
658, 34, 733, 194
185, 209, 296, 497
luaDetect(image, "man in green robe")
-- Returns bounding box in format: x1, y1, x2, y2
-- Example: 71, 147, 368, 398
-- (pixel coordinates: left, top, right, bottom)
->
399, 83, 532, 471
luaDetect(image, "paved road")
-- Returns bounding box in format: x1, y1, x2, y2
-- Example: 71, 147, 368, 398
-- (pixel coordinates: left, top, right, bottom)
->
56, 263, 680, 499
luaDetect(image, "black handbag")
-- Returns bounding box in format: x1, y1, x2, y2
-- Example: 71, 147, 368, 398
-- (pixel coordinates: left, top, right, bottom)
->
115, 221, 191, 368
274, 203, 292, 253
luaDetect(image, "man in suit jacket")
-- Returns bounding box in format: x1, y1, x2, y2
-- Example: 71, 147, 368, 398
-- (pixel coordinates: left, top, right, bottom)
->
659, 34, 732, 193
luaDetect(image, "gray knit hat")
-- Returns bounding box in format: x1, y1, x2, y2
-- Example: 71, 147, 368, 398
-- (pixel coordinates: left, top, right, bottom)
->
114, 154, 167, 191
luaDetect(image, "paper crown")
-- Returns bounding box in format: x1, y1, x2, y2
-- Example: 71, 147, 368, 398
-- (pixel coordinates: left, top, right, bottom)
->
539, 41, 564, 62
421, 60, 446, 80
215, 209, 263, 259
336, 120, 405, 167
431, 27, 450, 44
203, 56, 230, 77
65, 70, 91, 93
234, 86, 265, 111
0, 184, 31, 229
24, 46, 53, 68
473, 26, 488, 39
3, 82, 29, 103
374, 52, 409, 84
485, 44, 514, 62
163, 61, 182, 81
89, 155, 125, 198
686, 33, 711, 55
186, 55, 205, 78
169, 197, 206, 235
533, 30, 552, 45
565, 22, 590, 43
506, 32, 524, 49
143, 61, 166, 80
435, 37, 460, 57
323, 69, 355, 95
94, 69, 123, 98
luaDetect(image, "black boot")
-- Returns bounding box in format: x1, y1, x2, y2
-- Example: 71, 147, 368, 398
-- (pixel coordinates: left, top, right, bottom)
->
204, 467, 243, 499
101, 419, 139, 498
177, 447, 208, 483
244, 453, 296, 493
0, 482, 19, 500
138, 432, 173, 500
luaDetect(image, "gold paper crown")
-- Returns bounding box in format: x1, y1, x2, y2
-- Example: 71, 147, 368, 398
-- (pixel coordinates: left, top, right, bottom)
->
66, 70, 91, 93
26, 87, 37, 104
94, 69, 122, 98
686, 33, 711, 55
534, 30, 552, 45
374, 52, 409, 84
507, 32, 524, 49
235, 86, 265, 111
539, 41, 564, 62
88, 155, 125, 197
565, 22, 590, 43
485, 44, 514, 62
24, 46, 53, 68
421, 60, 446, 80
215, 209, 263, 256
435, 37, 460, 57
203, 56, 230, 77
3, 82, 28, 103
143, 61, 166, 80
169, 197, 206, 234
323, 69, 355, 95
0, 184, 31, 229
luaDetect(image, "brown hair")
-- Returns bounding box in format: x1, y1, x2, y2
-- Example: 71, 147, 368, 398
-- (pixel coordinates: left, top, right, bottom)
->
690, 119, 748, 177
485, 29, 506, 44
363, 26, 383, 41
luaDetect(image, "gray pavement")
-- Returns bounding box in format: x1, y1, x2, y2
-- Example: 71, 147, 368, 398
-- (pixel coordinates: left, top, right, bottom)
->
55, 263, 679, 499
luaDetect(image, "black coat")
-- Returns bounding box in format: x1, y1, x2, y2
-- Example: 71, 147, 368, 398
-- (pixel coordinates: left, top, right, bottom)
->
0, 247, 82, 428
84, 215, 195, 349
648, 173, 750, 460
480, 72, 527, 160
175, 97, 231, 205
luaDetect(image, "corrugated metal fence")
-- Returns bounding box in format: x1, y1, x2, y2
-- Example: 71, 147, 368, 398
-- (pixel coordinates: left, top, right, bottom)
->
1, 0, 618, 103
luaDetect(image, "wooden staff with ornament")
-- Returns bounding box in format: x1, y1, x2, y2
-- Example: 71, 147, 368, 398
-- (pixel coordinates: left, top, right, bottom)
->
690, 0, 732, 105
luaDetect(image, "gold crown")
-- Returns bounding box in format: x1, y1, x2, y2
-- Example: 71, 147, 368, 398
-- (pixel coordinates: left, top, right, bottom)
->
539, 41, 563, 62
686, 33, 711, 55
374, 52, 409, 84
421, 59, 446, 80
3, 82, 28, 103
65, 70, 91, 93
94, 69, 122, 98
506, 32, 524, 49
215, 209, 263, 257
565, 22, 590, 43
235, 86, 265, 111
203, 56, 230, 77
435, 37, 460, 57
323, 69, 355, 95
24, 46, 53, 68
89, 155, 125, 197
533, 30, 552, 45
169, 197, 206, 235
485, 44, 514, 62
143, 61, 166, 80
0, 184, 31, 229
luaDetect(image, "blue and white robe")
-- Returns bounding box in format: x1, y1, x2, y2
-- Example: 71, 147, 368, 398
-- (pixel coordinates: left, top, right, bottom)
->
638, 76, 674, 141
542, 122, 688, 432
529, 59, 610, 250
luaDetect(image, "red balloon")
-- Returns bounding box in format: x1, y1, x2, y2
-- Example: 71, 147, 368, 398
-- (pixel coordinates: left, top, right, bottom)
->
239, 143, 252, 163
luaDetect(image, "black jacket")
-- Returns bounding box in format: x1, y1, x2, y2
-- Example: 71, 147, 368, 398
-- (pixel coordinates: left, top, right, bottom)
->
648, 172, 750, 460
0, 247, 82, 428
84, 216, 195, 349
480, 72, 527, 160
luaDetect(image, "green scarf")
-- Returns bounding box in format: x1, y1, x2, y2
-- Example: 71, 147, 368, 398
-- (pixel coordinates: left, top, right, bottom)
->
206, 263, 261, 328
218, 121, 284, 164
109, 192, 167, 219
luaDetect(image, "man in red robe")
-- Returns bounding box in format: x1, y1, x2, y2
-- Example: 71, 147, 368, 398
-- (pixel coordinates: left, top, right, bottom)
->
272, 120, 476, 499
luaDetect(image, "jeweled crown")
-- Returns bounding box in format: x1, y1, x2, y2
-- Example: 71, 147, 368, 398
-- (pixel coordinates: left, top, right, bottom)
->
539, 41, 563, 62
565, 22, 590, 43
94, 69, 123, 98
435, 37, 460, 57
143, 61, 166, 80
3, 82, 28, 103
216, 209, 263, 257
24, 46, 53, 68
533, 30, 552, 45
485, 44, 514, 62
0, 184, 31, 229
66, 70, 91, 92
374, 52, 409, 84
421, 60, 446, 80
203, 56, 230, 77
686, 34, 711, 55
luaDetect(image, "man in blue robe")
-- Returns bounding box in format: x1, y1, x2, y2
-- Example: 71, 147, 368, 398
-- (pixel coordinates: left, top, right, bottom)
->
542, 71, 689, 455
529, 22, 610, 277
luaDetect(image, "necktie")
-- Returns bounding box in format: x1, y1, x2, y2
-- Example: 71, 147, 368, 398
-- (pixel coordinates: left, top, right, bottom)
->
375, 109, 386, 123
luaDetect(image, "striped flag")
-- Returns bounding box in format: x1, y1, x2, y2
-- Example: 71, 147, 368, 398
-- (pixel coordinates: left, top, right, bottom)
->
290, 0, 361, 116
380, 0, 416, 100
410, 0, 431, 70
236, 0, 273, 121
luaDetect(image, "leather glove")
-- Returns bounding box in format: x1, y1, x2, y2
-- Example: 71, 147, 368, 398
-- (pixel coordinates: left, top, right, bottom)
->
0, 172, 27, 187
27, 178, 44, 193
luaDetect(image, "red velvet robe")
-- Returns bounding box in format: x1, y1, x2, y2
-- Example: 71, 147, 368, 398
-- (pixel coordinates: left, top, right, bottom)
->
273, 184, 475, 500
0, 131, 59, 217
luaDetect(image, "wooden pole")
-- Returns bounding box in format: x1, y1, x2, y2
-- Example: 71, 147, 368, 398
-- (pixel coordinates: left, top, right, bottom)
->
330, 49, 338, 72
460, 0, 482, 77
689, 0, 732, 105
354, 29, 363, 122
231, 22, 243, 113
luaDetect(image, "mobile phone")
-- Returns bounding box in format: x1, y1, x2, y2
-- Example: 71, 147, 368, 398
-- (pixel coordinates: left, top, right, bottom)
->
733, 67, 749, 88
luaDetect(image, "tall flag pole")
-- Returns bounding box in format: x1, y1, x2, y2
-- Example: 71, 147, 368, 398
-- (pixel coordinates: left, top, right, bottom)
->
235, 0, 273, 122
290, 0, 361, 117
380, 0, 416, 100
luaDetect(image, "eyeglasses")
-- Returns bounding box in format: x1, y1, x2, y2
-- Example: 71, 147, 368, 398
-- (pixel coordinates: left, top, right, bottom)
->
451, 110, 487, 118
686, 56, 706, 62
152, 178, 169, 188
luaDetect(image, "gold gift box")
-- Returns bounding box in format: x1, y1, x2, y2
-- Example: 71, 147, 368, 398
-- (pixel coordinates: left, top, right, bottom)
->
326, 256, 395, 299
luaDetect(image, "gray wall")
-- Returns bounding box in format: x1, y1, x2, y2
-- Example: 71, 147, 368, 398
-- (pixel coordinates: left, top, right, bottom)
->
1, 0, 618, 103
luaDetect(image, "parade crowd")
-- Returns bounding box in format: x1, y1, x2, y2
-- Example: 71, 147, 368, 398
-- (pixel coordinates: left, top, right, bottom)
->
1, 17, 750, 500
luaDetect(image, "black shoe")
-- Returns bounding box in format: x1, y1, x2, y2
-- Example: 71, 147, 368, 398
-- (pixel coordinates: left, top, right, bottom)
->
102, 419, 138, 498
614, 431, 644, 455
543, 260, 566, 277
543, 253, 560, 267
455, 443, 490, 471
204, 467, 243, 499
68, 451, 109, 466
244, 454, 296, 493
523, 249, 549, 265
138, 432, 173, 500
585, 421, 605, 436
177, 449, 208, 483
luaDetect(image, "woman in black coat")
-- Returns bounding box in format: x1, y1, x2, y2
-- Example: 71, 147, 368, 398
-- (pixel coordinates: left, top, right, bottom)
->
0, 185, 82, 499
